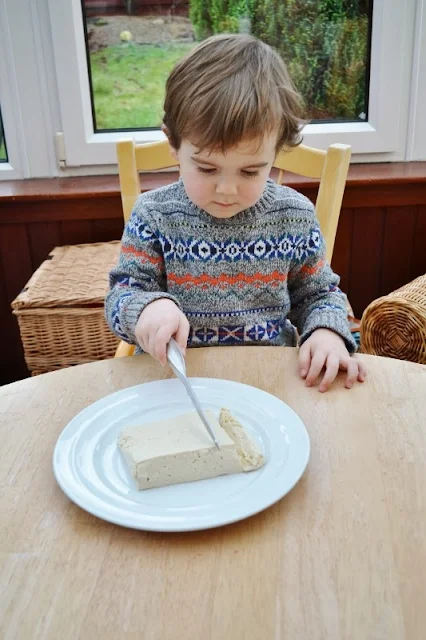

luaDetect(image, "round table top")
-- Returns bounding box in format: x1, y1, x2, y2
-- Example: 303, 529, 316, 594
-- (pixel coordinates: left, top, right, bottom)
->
1, 347, 425, 639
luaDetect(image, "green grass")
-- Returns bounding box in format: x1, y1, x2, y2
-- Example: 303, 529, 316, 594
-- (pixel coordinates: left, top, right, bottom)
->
0, 142, 6, 162
90, 42, 195, 130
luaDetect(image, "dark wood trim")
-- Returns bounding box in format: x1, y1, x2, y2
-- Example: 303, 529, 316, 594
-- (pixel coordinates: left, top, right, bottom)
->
0, 199, 123, 224
1, 162, 426, 203
0, 172, 178, 202
342, 183, 426, 207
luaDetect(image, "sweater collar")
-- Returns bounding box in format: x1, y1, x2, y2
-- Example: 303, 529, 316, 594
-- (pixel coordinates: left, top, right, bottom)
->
176, 177, 277, 225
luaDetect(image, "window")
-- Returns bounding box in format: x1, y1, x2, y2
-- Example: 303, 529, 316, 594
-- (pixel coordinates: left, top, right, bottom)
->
82, 1, 196, 131
0, 0, 424, 179
81, 1, 372, 132
0, 108, 7, 162
49, 0, 415, 167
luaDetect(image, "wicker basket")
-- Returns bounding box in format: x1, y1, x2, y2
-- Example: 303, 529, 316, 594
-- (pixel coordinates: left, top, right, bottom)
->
361, 274, 426, 364
12, 242, 121, 375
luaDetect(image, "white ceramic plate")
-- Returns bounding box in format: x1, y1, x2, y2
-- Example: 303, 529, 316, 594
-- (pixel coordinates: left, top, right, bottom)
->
53, 378, 310, 532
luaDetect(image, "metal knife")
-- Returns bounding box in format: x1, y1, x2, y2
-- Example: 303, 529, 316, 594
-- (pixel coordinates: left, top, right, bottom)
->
166, 338, 220, 449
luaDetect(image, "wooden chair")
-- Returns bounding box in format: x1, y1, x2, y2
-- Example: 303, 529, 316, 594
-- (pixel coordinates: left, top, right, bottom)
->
114, 138, 351, 358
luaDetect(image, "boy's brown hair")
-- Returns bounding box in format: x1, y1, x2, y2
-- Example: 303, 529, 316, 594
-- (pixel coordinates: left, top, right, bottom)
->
163, 33, 304, 154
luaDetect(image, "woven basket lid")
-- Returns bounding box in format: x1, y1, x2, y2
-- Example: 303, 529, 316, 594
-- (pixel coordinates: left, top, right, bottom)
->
361, 273, 426, 364
12, 242, 121, 310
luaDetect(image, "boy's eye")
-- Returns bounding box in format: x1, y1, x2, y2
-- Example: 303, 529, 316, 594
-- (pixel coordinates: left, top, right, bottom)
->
197, 167, 216, 174
196, 167, 259, 177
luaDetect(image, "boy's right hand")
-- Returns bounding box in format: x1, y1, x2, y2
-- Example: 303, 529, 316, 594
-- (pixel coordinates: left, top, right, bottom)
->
135, 299, 190, 366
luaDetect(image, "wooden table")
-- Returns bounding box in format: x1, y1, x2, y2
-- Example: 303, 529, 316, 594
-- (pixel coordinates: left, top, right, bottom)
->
1, 347, 425, 640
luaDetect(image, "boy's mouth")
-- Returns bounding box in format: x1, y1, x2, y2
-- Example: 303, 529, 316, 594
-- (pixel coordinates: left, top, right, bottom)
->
214, 202, 236, 207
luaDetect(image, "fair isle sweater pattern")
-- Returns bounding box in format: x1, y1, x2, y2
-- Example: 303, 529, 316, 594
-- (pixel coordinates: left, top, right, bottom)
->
105, 178, 356, 353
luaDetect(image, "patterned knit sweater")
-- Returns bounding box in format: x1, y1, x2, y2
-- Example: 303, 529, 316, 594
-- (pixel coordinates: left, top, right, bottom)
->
105, 178, 356, 353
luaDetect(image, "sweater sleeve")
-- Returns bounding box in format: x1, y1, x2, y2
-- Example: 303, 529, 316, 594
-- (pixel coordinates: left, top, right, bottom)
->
287, 215, 356, 353
105, 200, 180, 345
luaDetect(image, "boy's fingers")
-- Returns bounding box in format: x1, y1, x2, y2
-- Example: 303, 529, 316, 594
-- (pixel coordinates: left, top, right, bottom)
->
136, 334, 145, 352
299, 343, 311, 378
153, 325, 174, 365
358, 360, 367, 382
305, 351, 326, 387
139, 329, 150, 353
147, 329, 159, 362
345, 358, 359, 388
174, 316, 190, 356
134, 322, 146, 351
319, 355, 339, 392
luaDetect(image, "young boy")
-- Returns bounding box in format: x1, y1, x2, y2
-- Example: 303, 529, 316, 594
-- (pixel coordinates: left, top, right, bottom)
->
106, 34, 366, 393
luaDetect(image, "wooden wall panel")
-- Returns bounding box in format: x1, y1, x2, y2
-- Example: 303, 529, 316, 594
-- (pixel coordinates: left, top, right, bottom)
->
331, 208, 353, 295
27, 222, 62, 271
380, 206, 418, 296
0, 280, 28, 386
0, 225, 35, 385
91, 218, 124, 243
1, 168, 426, 385
349, 208, 386, 318
0, 224, 34, 299
60, 220, 93, 246
412, 205, 426, 280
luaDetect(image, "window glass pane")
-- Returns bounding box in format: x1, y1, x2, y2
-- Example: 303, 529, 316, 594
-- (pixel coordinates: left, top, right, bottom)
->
82, 0, 372, 131
0, 108, 7, 162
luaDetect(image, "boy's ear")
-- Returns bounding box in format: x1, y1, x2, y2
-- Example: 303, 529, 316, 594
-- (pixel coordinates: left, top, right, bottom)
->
162, 124, 178, 160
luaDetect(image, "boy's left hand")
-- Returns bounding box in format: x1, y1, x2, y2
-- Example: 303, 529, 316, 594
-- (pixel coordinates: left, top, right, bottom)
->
299, 328, 367, 393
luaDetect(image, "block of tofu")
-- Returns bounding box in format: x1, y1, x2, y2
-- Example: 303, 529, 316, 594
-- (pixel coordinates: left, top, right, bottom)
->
118, 408, 264, 490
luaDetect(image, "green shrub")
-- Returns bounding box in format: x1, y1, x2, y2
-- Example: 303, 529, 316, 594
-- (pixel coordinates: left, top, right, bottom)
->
190, 0, 254, 38
324, 16, 369, 118
189, 0, 370, 119
189, 0, 213, 39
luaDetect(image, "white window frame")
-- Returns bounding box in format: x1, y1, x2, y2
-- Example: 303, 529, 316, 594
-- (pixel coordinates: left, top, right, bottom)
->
0, 0, 28, 180
407, 0, 426, 161
48, 0, 416, 168
0, 0, 61, 181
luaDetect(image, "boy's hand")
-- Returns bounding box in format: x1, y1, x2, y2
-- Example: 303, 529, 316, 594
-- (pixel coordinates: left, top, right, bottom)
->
299, 328, 366, 393
135, 299, 190, 366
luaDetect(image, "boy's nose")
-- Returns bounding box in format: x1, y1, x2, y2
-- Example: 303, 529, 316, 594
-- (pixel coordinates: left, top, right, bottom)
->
216, 178, 238, 195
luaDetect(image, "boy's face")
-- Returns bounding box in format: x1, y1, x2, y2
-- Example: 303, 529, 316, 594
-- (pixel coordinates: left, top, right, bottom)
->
171, 134, 277, 219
